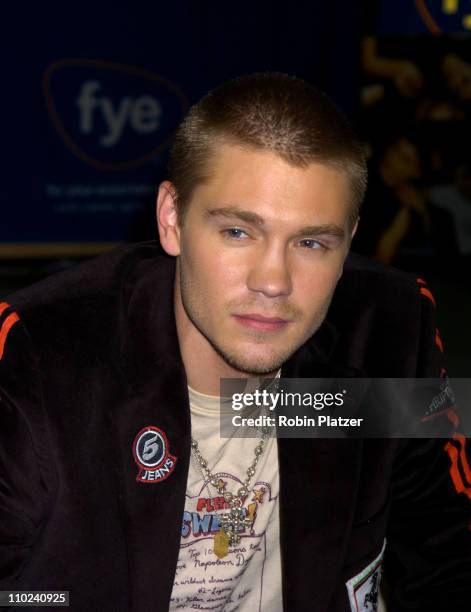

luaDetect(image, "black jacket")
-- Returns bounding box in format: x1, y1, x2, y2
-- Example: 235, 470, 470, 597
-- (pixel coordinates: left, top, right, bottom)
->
0, 242, 470, 611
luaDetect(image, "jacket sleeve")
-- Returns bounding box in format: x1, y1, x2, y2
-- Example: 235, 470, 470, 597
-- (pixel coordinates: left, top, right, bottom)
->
384, 280, 471, 610
0, 303, 50, 588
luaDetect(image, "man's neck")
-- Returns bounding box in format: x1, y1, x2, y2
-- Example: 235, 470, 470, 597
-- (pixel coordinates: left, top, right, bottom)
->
181, 340, 249, 396
178, 323, 279, 395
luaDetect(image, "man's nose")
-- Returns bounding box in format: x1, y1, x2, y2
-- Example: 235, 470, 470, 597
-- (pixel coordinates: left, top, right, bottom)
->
246, 247, 292, 298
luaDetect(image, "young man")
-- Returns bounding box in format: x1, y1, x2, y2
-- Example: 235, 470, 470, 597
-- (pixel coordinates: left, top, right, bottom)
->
0, 73, 470, 611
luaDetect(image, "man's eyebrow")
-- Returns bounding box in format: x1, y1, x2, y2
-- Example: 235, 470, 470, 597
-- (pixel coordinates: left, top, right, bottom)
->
204, 207, 265, 226
292, 224, 346, 240
204, 207, 346, 239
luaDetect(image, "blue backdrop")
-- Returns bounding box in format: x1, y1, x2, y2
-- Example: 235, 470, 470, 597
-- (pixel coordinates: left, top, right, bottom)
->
1, 1, 362, 255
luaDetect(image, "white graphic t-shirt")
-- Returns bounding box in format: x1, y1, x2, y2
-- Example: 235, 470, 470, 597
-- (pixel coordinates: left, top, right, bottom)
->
169, 386, 283, 611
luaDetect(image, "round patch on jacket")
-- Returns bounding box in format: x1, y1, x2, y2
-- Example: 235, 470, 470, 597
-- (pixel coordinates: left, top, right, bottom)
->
132, 425, 177, 483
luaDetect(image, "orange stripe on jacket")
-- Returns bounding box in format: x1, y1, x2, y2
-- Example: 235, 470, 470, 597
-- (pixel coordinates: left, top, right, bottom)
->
0, 312, 20, 360
435, 328, 444, 352
453, 434, 471, 485
444, 440, 471, 501
0, 302, 10, 317
416, 278, 427, 285
420, 287, 436, 306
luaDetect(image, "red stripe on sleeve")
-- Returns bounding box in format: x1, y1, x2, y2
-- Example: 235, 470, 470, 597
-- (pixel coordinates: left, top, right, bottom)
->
420, 287, 436, 306
0, 312, 20, 360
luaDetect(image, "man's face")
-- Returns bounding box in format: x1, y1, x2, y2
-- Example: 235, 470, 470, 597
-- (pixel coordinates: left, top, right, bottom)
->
166, 145, 355, 376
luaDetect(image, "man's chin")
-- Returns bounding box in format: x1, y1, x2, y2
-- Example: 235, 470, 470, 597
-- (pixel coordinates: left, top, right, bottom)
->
226, 360, 282, 376
215, 345, 289, 376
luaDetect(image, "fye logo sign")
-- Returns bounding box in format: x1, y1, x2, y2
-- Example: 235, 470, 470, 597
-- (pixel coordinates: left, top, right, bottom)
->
43, 59, 188, 171
77, 81, 162, 147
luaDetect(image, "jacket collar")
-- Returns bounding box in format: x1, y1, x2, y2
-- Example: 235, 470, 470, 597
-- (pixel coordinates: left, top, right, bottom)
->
120, 251, 183, 390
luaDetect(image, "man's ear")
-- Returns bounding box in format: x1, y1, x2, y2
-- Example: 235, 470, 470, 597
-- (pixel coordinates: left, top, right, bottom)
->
156, 180, 181, 256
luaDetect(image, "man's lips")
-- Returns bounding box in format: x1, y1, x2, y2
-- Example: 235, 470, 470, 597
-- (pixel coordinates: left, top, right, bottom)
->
232, 313, 290, 332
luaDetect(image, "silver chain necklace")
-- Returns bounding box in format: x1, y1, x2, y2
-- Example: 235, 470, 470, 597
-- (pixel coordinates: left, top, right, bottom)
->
190, 374, 279, 558
191, 428, 270, 558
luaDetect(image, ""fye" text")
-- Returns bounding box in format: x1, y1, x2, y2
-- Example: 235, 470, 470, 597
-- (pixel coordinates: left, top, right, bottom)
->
76, 81, 162, 147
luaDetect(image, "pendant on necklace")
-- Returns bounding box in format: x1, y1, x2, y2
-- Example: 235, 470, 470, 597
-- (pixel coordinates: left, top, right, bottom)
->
214, 528, 230, 559
214, 506, 253, 558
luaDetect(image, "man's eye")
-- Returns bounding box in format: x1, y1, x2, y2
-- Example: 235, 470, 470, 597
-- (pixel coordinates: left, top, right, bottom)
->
222, 228, 249, 240
299, 239, 326, 250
